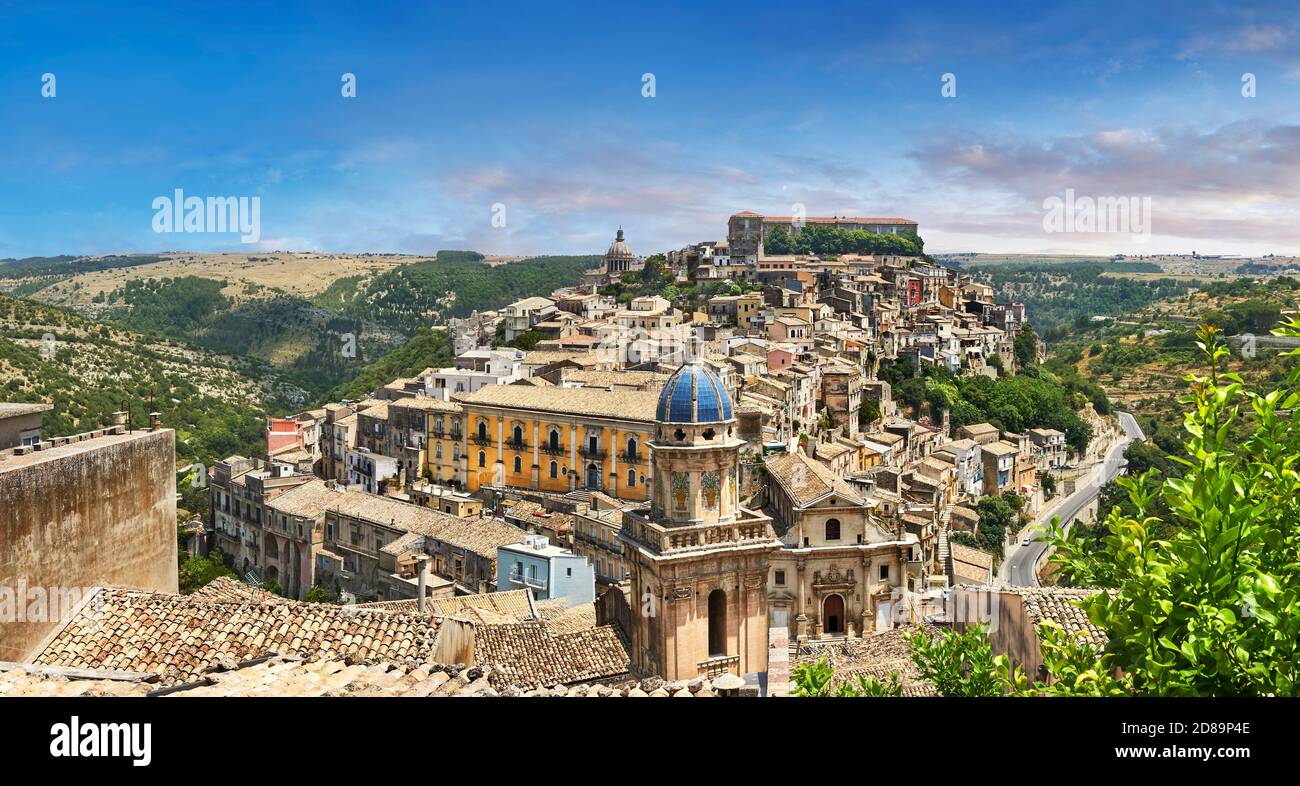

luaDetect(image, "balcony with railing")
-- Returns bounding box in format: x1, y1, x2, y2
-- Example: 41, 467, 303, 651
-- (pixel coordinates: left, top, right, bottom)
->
471, 433, 493, 447
541, 443, 566, 457
508, 570, 548, 591
580, 446, 607, 461
622, 451, 646, 465
621, 508, 776, 555
697, 654, 739, 678
505, 439, 529, 452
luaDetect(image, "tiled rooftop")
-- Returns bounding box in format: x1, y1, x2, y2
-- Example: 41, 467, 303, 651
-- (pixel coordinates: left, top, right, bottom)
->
765, 450, 865, 508
474, 622, 631, 689
459, 384, 659, 422
33, 588, 441, 685
0, 658, 727, 697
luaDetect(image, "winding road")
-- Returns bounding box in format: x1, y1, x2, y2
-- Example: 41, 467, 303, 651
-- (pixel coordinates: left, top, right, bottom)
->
1002, 412, 1145, 586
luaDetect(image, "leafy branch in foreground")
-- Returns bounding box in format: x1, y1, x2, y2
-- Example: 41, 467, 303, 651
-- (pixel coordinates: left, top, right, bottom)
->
791, 659, 902, 697
1044, 320, 1300, 696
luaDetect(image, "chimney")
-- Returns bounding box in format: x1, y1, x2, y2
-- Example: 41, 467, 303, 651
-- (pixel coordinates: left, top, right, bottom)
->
149, 412, 161, 431
413, 554, 431, 613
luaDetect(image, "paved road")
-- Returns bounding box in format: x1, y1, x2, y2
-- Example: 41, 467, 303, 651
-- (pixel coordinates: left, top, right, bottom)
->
1002, 412, 1145, 586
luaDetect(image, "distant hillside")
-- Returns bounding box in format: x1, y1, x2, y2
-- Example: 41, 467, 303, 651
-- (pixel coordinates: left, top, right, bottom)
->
0, 254, 169, 299
960, 261, 1194, 341
0, 253, 165, 279
104, 276, 405, 400
325, 327, 454, 402
326, 254, 599, 334
0, 293, 303, 481
1045, 275, 1300, 435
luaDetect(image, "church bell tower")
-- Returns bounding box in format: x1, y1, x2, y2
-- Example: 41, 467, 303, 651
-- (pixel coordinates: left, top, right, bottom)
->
620, 358, 779, 682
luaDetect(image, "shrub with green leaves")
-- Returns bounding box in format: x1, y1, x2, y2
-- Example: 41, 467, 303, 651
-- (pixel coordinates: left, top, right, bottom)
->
1044, 320, 1300, 696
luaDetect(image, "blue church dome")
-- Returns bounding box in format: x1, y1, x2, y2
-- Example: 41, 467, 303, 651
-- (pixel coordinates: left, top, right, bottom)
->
656, 362, 734, 424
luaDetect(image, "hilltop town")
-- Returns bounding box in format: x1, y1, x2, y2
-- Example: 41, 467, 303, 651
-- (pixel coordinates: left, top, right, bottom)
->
0, 212, 1132, 697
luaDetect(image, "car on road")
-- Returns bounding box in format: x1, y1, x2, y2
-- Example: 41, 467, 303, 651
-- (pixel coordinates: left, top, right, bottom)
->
1020, 535, 1032, 546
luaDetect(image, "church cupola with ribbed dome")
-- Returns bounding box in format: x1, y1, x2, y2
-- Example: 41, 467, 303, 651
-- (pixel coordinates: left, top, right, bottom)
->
601, 227, 643, 276
650, 359, 742, 526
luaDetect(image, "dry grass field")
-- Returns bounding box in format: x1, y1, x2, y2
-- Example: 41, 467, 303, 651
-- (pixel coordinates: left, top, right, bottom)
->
27, 252, 415, 306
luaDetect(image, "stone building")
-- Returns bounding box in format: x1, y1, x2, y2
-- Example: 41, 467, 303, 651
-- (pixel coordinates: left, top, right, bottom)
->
727, 211, 919, 257
0, 402, 50, 449
819, 363, 863, 429
621, 360, 780, 681
316, 491, 521, 599
761, 451, 914, 640
0, 419, 177, 661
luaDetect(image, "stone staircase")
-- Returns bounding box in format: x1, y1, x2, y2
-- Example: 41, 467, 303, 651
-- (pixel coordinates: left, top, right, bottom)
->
936, 505, 954, 581
564, 489, 592, 505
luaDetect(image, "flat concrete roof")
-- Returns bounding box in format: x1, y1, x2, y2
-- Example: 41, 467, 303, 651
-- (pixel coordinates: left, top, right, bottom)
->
0, 403, 52, 419
0, 428, 173, 472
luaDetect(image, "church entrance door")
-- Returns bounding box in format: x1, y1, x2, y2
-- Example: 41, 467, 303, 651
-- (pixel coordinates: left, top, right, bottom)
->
823, 594, 845, 635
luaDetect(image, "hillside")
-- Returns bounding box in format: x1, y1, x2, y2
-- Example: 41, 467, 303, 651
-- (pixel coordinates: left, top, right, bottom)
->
957, 261, 1196, 341
1, 250, 597, 411
103, 276, 405, 400
1045, 276, 1300, 443
0, 293, 304, 494
6, 252, 409, 309
328, 254, 600, 334
325, 327, 455, 402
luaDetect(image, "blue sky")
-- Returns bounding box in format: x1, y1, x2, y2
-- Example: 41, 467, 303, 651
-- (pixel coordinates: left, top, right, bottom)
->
2, 0, 1299, 258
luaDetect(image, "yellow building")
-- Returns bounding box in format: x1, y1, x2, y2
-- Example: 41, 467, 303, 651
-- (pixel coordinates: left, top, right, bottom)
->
456, 385, 658, 501
423, 400, 467, 488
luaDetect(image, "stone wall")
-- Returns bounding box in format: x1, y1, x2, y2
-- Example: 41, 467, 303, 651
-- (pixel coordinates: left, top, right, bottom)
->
0, 429, 177, 661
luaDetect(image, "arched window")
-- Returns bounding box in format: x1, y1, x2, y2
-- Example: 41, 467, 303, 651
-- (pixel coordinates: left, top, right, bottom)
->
825, 518, 841, 541
513, 424, 523, 445
626, 436, 637, 459
708, 589, 727, 657
477, 420, 488, 440
513, 456, 522, 473
627, 468, 636, 486
549, 461, 558, 479
549, 429, 560, 451
478, 451, 486, 468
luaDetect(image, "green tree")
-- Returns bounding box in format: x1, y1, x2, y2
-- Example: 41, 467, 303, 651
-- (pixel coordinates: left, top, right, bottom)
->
1013, 324, 1039, 370
304, 584, 342, 604
178, 552, 238, 594
906, 625, 1025, 696
764, 225, 792, 255
858, 400, 881, 430
1044, 322, 1300, 695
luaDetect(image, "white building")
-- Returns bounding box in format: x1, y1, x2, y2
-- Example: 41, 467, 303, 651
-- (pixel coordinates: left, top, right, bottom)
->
346, 447, 399, 495
423, 349, 525, 400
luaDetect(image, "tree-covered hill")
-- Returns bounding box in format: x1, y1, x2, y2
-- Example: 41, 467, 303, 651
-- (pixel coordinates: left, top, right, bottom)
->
105, 276, 405, 400
960, 261, 1194, 342
324, 327, 454, 402
0, 293, 299, 479
332, 254, 599, 334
